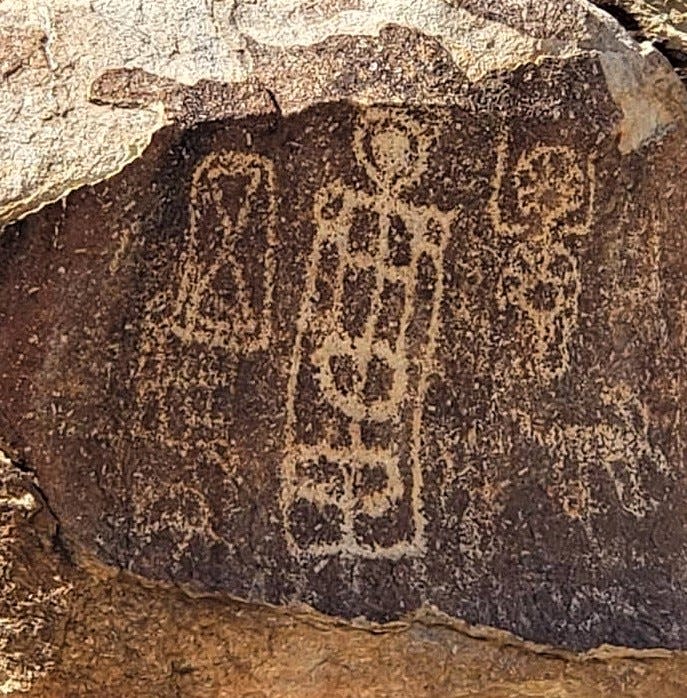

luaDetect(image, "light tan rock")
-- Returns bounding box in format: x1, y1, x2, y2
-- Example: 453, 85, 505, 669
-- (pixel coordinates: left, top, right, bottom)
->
1, 0, 685, 226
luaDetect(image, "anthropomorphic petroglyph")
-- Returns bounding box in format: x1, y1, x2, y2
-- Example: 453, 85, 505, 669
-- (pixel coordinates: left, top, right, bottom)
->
282, 108, 458, 558
163, 150, 277, 353
130, 150, 278, 550
491, 141, 595, 382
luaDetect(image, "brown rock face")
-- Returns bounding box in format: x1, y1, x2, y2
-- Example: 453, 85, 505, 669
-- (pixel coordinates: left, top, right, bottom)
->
2, 2, 687, 656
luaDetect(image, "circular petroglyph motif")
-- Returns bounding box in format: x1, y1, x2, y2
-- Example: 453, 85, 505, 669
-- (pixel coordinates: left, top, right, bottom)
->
491, 140, 595, 243
355, 108, 429, 192
513, 145, 588, 233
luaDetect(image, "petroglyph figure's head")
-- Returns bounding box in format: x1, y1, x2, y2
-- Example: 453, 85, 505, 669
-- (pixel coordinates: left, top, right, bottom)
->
354, 108, 430, 193
512, 145, 588, 231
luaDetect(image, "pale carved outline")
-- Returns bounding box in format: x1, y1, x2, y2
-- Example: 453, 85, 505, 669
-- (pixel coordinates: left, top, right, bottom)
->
488, 136, 669, 523
282, 108, 458, 559
491, 138, 596, 383
130, 149, 278, 550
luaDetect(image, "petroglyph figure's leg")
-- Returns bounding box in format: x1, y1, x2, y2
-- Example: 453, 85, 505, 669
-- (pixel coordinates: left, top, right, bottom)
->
541, 384, 671, 521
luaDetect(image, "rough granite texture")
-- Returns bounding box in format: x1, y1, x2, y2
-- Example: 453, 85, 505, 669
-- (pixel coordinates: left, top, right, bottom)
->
2, 0, 687, 694
609, 1, 687, 52
1, 0, 685, 226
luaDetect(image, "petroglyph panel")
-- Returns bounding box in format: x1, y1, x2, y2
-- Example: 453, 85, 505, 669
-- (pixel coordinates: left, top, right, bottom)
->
2, 55, 687, 652
134, 150, 277, 469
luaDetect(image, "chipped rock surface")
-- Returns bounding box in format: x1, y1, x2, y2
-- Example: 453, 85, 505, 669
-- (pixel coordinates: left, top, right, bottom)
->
609, 1, 687, 51
0, 447, 686, 697
0, 452, 72, 694
2, 0, 687, 694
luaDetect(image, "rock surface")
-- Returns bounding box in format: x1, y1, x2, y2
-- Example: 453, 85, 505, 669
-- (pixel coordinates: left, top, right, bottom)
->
603, 1, 687, 55
3, 0, 687, 691
1, 455, 687, 696
1, 0, 685, 227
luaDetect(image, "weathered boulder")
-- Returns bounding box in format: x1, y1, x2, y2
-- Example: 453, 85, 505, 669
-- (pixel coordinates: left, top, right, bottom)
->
601, 1, 687, 62
2, 0, 687, 658
2, 458, 686, 698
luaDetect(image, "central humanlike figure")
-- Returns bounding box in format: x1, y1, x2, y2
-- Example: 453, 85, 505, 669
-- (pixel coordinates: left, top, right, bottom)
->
282, 108, 456, 557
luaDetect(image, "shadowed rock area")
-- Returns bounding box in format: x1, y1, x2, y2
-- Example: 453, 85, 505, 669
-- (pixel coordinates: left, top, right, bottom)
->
2, 5, 687, 689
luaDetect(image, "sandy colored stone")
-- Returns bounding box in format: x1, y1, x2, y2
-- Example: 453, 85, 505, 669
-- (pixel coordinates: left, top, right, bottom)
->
1, 0, 685, 226
604, 1, 687, 53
